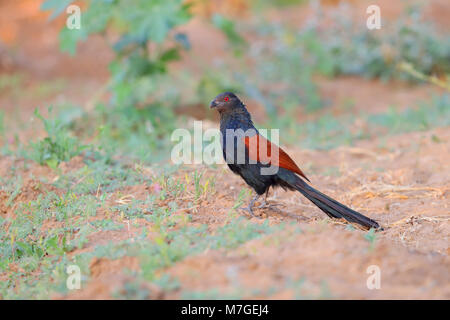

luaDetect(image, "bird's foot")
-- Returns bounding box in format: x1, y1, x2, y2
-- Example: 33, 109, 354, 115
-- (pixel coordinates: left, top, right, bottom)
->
237, 194, 264, 219
239, 205, 261, 219
255, 200, 267, 209
255, 200, 281, 210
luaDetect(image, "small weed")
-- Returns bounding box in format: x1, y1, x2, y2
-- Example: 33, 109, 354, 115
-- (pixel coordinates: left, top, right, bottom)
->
0, 110, 4, 138
232, 188, 250, 210
28, 108, 89, 168
364, 228, 377, 251
192, 170, 203, 201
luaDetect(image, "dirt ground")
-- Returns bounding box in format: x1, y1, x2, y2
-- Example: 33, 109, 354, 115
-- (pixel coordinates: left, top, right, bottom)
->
1, 125, 448, 299
64, 125, 449, 300
0, 0, 449, 299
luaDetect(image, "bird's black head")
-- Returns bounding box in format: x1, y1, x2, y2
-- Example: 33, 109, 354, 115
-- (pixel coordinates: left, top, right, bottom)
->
210, 92, 242, 113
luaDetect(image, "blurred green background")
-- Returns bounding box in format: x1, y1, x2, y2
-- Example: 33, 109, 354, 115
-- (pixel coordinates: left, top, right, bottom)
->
0, 0, 449, 165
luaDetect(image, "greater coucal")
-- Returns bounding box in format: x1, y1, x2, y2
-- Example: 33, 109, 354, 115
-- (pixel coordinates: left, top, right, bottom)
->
210, 92, 380, 230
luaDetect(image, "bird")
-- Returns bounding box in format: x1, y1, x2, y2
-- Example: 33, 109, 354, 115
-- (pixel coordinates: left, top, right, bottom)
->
210, 91, 380, 230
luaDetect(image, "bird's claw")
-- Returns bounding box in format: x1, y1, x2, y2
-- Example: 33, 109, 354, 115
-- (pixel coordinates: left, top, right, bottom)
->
239, 206, 261, 219
255, 200, 267, 209
255, 200, 280, 210
239, 199, 280, 219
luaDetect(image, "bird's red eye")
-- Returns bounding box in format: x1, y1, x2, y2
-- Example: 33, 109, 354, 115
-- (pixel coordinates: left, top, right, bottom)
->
224, 97, 229, 102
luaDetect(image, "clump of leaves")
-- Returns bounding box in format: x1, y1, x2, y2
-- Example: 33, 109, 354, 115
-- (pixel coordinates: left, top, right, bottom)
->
304, 3, 450, 80
225, 15, 325, 119
41, 0, 193, 160
246, 3, 449, 88
212, 14, 247, 56
28, 108, 88, 168
41, 0, 191, 106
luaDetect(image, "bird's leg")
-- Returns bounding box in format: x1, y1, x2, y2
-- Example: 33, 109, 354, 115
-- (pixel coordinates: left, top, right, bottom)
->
255, 188, 270, 209
240, 194, 261, 218
255, 188, 281, 209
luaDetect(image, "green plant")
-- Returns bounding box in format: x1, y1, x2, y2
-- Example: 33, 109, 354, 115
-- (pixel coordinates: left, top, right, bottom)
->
212, 14, 247, 56
41, 0, 192, 158
278, 93, 450, 149
306, 4, 450, 80
233, 188, 251, 210
364, 228, 377, 251
192, 170, 203, 201
368, 94, 450, 133
0, 110, 4, 139
237, 22, 324, 118
28, 108, 88, 168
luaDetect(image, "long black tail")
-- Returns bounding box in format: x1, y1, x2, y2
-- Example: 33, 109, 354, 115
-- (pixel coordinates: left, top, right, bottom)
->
292, 177, 380, 230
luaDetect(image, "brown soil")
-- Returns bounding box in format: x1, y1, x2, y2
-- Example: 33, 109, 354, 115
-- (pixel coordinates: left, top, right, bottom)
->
2, 130, 449, 299
5, 126, 446, 299
166, 225, 449, 299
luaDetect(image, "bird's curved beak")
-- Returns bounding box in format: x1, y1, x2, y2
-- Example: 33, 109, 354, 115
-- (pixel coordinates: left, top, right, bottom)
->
210, 100, 218, 109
